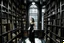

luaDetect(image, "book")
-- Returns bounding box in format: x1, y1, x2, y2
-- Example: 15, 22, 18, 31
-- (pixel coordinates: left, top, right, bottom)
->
2, 19, 7, 24
2, 36, 7, 43
2, 25, 6, 33
8, 33, 11, 40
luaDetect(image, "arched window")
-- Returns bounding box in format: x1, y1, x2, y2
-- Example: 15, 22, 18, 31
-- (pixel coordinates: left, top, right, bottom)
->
29, 2, 38, 30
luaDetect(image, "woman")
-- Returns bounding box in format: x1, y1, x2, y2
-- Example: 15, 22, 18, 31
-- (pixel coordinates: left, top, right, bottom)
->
29, 18, 35, 43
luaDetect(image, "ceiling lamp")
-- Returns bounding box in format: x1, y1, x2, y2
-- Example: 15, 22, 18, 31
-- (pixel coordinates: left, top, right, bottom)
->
32, 2, 35, 5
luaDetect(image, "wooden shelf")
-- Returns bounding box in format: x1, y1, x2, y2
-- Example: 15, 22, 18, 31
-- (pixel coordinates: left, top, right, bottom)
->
44, 0, 64, 43
0, 0, 24, 43
7, 33, 21, 43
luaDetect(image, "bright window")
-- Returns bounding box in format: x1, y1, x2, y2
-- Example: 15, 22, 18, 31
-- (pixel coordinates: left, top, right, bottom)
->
29, 2, 38, 30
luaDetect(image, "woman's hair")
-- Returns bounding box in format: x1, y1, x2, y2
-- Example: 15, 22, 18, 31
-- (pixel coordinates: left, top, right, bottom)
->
32, 18, 35, 22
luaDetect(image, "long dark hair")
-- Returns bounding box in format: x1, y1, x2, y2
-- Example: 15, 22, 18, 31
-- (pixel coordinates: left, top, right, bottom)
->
32, 18, 35, 23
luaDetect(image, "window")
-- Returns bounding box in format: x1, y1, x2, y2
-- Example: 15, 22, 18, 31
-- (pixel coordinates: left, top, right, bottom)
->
29, 2, 38, 30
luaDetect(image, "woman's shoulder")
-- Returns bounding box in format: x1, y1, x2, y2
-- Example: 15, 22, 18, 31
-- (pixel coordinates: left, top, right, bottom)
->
30, 23, 34, 25
30, 22, 34, 24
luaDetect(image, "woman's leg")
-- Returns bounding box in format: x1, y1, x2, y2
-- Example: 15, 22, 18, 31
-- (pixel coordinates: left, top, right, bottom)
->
32, 32, 35, 43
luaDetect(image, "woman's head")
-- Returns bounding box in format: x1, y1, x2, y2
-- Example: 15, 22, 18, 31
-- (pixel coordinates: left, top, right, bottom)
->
31, 18, 34, 22
30, 17, 35, 23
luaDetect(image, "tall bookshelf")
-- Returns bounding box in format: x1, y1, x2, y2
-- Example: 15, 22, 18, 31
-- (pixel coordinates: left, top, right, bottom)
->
0, 0, 22, 43
21, 2, 27, 30
44, 0, 64, 43
21, 0, 28, 39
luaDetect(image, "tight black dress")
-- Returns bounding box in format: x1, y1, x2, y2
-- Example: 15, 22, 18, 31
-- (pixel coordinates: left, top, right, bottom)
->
29, 23, 35, 43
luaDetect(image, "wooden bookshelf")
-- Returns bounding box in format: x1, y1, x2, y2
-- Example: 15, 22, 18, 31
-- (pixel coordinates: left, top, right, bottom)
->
0, 0, 23, 43
21, 2, 27, 30
44, 0, 64, 43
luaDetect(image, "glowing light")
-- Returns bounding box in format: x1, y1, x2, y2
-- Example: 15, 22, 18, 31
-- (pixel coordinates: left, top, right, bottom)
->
32, 2, 35, 5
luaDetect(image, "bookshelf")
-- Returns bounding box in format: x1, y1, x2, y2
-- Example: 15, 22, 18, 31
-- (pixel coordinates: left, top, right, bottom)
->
44, 0, 64, 43
0, 0, 22, 43
21, 0, 28, 38
21, 4, 27, 30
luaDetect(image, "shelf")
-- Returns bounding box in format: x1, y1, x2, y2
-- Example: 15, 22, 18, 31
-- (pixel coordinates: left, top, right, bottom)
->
61, 4, 64, 6
7, 33, 21, 43
46, 34, 57, 43
44, 0, 64, 43
0, 0, 23, 43
46, 3, 55, 13
0, 28, 21, 36
0, 4, 8, 10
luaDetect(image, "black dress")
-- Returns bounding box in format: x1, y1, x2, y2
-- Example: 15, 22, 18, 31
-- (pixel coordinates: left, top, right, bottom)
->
29, 23, 35, 43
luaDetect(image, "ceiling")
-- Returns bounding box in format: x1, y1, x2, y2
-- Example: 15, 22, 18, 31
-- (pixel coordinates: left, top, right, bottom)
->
28, 0, 46, 2
28, 0, 39, 2
20, 0, 46, 6
28, 0, 46, 5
